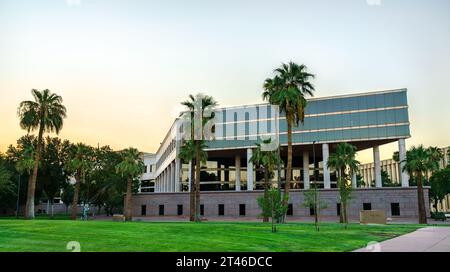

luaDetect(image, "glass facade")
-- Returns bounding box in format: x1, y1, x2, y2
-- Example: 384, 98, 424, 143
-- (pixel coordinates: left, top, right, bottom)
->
207, 89, 410, 149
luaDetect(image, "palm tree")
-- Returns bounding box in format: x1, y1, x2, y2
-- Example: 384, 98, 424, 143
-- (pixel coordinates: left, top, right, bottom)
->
250, 138, 283, 222
402, 145, 431, 224
66, 143, 94, 220
180, 94, 217, 222
17, 89, 67, 219
427, 146, 444, 175
327, 143, 360, 227
263, 62, 315, 208
178, 139, 196, 221
116, 147, 145, 221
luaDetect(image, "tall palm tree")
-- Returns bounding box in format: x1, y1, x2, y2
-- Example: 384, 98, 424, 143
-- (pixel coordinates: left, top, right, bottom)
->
66, 143, 94, 220
327, 143, 360, 226
116, 147, 145, 221
180, 94, 217, 222
17, 89, 67, 219
263, 62, 315, 208
402, 145, 432, 224
250, 139, 283, 222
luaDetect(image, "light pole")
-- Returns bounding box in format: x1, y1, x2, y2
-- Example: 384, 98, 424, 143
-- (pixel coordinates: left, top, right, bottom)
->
16, 174, 21, 219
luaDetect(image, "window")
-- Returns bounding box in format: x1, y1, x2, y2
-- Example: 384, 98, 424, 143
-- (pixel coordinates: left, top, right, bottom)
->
218, 204, 225, 216
363, 203, 372, 211
159, 205, 164, 216
309, 205, 315, 216
391, 203, 400, 216
287, 204, 293, 216
141, 205, 146, 216
239, 204, 246, 216
337, 203, 341, 216
177, 205, 183, 216
200, 204, 204, 216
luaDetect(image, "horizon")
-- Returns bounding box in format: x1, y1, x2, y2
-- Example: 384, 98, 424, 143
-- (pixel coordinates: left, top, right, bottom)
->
1, 0, 450, 163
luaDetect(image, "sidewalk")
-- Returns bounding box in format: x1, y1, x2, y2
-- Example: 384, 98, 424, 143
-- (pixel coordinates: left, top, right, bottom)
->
355, 226, 450, 252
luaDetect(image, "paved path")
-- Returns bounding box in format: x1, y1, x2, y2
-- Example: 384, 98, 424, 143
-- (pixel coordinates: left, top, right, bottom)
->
355, 227, 450, 252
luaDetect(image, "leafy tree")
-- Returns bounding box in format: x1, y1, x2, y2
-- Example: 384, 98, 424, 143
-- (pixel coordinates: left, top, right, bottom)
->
17, 89, 67, 219
250, 138, 282, 222
180, 94, 217, 222
66, 143, 94, 220
257, 188, 288, 233
429, 167, 450, 210
116, 147, 145, 221
0, 154, 15, 213
263, 62, 315, 210
302, 189, 327, 231
327, 143, 360, 228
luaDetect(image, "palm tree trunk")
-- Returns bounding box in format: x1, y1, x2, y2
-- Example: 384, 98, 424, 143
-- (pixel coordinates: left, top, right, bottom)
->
263, 168, 269, 222
24, 123, 44, 219
189, 160, 195, 222
284, 120, 293, 205
125, 176, 133, 221
416, 172, 427, 224
71, 174, 81, 220
195, 141, 201, 222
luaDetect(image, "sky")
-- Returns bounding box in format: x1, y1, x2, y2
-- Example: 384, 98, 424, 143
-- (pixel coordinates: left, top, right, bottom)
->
0, 0, 449, 163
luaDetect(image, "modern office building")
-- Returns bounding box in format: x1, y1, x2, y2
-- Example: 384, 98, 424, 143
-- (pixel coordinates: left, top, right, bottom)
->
133, 88, 430, 219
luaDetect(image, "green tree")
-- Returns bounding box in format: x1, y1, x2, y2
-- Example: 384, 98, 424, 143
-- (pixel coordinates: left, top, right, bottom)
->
0, 154, 15, 212
66, 143, 94, 220
180, 94, 217, 222
402, 145, 434, 224
116, 147, 145, 221
429, 167, 450, 210
250, 138, 282, 222
17, 89, 67, 219
381, 170, 398, 187
327, 143, 360, 227
257, 188, 288, 233
302, 188, 327, 231
263, 62, 315, 209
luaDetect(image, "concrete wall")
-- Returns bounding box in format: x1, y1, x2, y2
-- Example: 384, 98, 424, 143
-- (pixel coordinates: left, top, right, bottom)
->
132, 187, 430, 219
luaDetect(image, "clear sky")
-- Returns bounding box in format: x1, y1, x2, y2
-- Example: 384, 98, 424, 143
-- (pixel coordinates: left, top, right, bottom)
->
0, 0, 449, 163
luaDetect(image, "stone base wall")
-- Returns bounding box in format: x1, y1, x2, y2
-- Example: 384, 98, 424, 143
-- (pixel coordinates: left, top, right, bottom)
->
132, 187, 430, 219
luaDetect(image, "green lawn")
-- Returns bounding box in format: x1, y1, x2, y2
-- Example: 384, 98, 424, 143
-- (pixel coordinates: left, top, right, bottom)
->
0, 219, 421, 252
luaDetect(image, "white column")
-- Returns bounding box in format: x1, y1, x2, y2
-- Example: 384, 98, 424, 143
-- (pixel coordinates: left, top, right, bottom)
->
169, 164, 173, 192
175, 159, 181, 192
322, 144, 331, 189
303, 151, 310, 189
164, 169, 168, 192
373, 146, 382, 188
352, 172, 357, 188
247, 148, 254, 191
188, 160, 192, 192
398, 139, 409, 187
172, 162, 176, 192
235, 155, 241, 191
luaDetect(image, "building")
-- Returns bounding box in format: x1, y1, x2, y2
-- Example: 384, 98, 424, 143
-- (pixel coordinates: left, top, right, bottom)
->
133, 88, 430, 219
359, 146, 450, 212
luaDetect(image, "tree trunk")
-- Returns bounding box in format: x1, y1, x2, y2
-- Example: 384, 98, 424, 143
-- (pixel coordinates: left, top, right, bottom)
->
189, 160, 195, 222
71, 173, 81, 220
283, 120, 293, 217
416, 172, 427, 224
125, 176, 133, 221
24, 123, 44, 219
263, 168, 269, 222
195, 141, 201, 222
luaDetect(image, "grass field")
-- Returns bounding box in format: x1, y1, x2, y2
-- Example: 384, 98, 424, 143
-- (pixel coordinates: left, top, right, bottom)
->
0, 219, 421, 252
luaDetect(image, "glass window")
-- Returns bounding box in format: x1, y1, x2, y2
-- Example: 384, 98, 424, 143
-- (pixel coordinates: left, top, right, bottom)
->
363, 203, 372, 210
358, 95, 368, 111
375, 94, 385, 108
218, 204, 225, 216
177, 205, 183, 216
391, 203, 400, 216
239, 204, 246, 216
